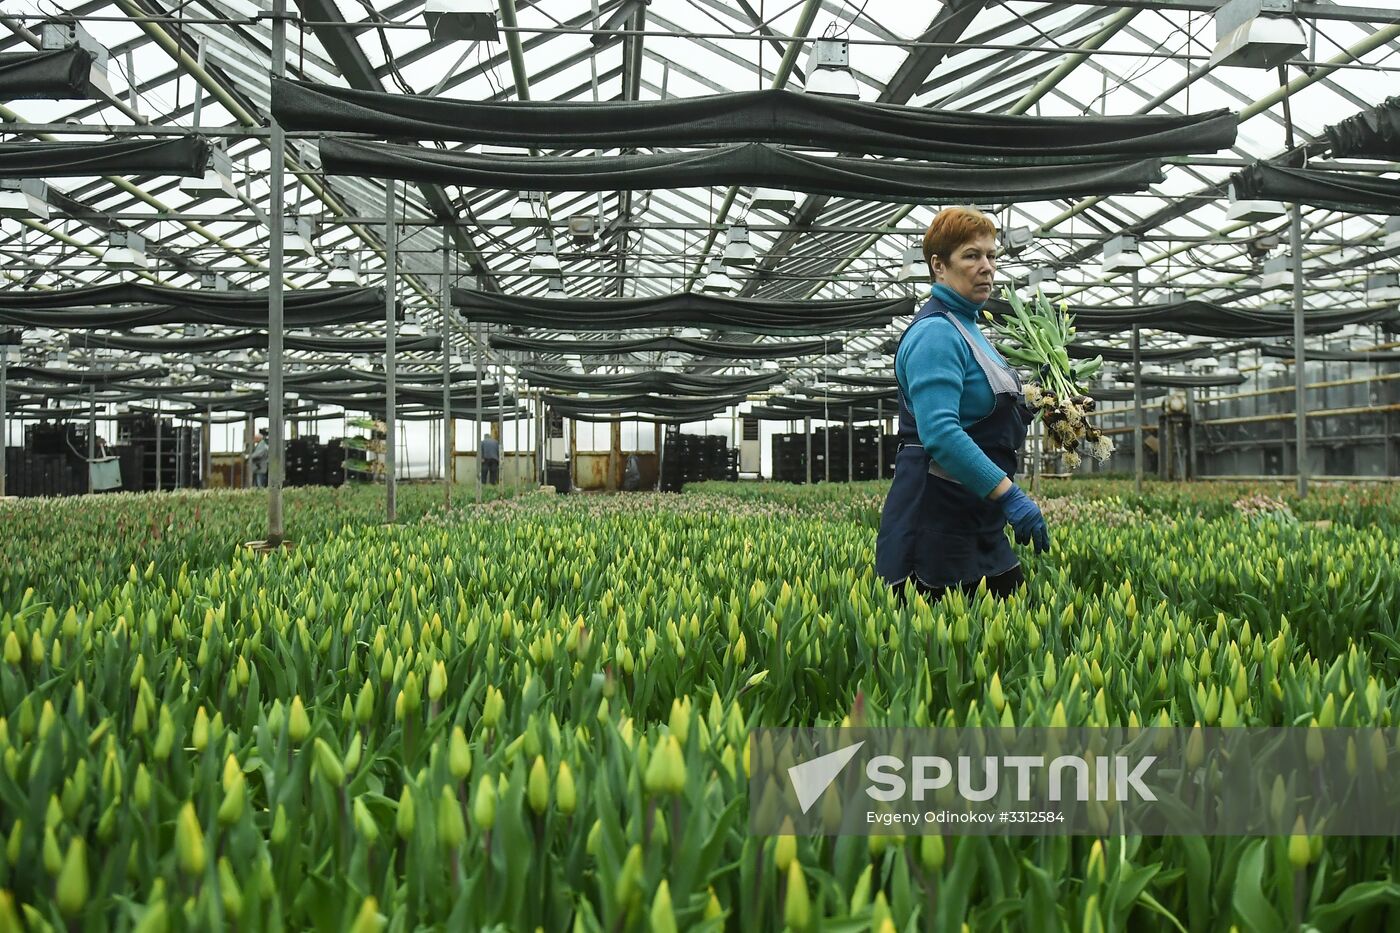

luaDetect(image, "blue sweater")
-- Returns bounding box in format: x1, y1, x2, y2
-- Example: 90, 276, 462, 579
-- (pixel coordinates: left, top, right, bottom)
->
895, 301, 1008, 499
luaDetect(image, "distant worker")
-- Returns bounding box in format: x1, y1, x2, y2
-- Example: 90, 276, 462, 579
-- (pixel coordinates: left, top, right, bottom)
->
480, 433, 500, 485
250, 427, 269, 488
623, 453, 641, 491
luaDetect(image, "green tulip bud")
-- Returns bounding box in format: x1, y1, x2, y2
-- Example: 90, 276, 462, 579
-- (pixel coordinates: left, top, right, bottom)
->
437, 785, 466, 850
472, 775, 497, 831
55, 837, 88, 918
175, 802, 206, 877
396, 786, 416, 840
527, 755, 550, 814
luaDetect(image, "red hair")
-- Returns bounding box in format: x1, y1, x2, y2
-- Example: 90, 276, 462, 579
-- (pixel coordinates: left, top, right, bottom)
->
922, 206, 997, 271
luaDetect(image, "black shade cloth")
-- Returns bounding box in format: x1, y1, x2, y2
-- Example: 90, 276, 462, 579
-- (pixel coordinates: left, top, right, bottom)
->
455, 289, 909, 336
747, 399, 888, 421
489, 333, 842, 358
1325, 97, 1400, 160
830, 373, 897, 389
520, 367, 780, 396
0, 286, 385, 328
1138, 372, 1247, 388
275, 78, 1236, 163
1067, 341, 1254, 363
0, 48, 95, 100
983, 296, 1398, 338
545, 392, 743, 420
1258, 343, 1400, 363
0, 137, 210, 179
791, 385, 899, 402
1230, 162, 1400, 215
321, 139, 1166, 205
1093, 386, 1169, 402
7, 365, 168, 385
194, 364, 485, 388
68, 330, 441, 354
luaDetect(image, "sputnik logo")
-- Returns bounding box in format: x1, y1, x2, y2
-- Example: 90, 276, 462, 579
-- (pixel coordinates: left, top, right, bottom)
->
787, 741, 865, 814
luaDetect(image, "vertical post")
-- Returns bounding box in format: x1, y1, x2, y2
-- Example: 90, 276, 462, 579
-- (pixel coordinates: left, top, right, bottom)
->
1291, 202, 1308, 498
266, 0, 288, 542
245, 412, 254, 488
876, 398, 884, 479
202, 405, 211, 487
441, 241, 452, 508
804, 416, 812, 484
846, 416, 853, 482
155, 397, 162, 492
0, 345, 7, 498
88, 385, 96, 494
385, 180, 398, 523
1030, 415, 1041, 493
1130, 271, 1143, 496
513, 368, 522, 492
496, 357, 505, 491
474, 322, 483, 503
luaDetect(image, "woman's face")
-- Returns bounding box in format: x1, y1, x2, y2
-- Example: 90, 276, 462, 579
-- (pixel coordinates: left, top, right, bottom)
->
930, 234, 997, 304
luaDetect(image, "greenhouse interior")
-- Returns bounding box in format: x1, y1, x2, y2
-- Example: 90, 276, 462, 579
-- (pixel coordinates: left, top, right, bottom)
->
4, 0, 1400, 929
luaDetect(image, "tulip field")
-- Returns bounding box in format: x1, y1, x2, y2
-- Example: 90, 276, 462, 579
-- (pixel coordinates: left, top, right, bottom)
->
4, 479, 1400, 931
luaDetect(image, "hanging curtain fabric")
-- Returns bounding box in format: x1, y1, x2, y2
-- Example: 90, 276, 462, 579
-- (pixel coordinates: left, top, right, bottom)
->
1229, 162, 1400, 215
454, 289, 909, 336
274, 78, 1236, 162
489, 333, 842, 358
519, 368, 781, 396
0, 48, 98, 99
0, 137, 210, 178
1325, 96, 1400, 159
983, 295, 1396, 337
321, 138, 1166, 204
67, 330, 441, 354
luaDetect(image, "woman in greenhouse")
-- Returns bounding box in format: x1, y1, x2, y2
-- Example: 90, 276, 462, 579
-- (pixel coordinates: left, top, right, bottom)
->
875, 206, 1050, 602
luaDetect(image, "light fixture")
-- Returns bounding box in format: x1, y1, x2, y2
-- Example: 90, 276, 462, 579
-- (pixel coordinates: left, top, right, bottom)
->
1225, 181, 1286, 224
422, 0, 500, 41
1261, 254, 1291, 289
510, 191, 545, 227
184, 324, 207, 339
760, 359, 781, 372
543, 276, 567, 300
329, 253, 362, 286
897, 246, 925, 282
1027, 266, 1062, 296
529, 236, 561, 276
284, 216, 317, 256
40, 22, 113, 97
568, 215, 596, 242
200, 273, 229, 291
702, 257, 736, 293
1166, 290, 1188, 305
1211, 0, 1307, 69
722, 224, 756, 267
750, 187, 799, 213
180, 145, 237, 198
1002, 226, 1033, 256
104, 230, 148, 270
399, 312, 425, 338
0, 179, 49, 220
1367, 272, 1400, 302
678, 327, 705, 340
1100, 234, 1145, 274
805, 37, 860, 99
1385, 217, 1400, 251
854, 282, 878, 299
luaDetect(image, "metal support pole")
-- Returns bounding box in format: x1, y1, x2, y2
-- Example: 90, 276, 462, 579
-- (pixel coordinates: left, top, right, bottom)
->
1292, 202, 1308, 498
804, 416, 812, 484
385, 180, 398, 523
441, 241, 452, 509
266, 0, 288, 542
847, 417, 853, 482
876, 398, 884, 479
473, 323, 483, 502
1131, 271, 1144, 495
88, 386, 96, 494
0, 348, 7, 498
155, 398, 162, 493
496, 356, 505, 491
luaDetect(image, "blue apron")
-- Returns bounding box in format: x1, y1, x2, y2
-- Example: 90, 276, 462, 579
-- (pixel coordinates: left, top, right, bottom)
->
875, 297, 1033, 590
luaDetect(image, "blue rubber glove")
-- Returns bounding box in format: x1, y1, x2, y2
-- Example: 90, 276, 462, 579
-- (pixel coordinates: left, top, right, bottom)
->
996, 484, 1050, 553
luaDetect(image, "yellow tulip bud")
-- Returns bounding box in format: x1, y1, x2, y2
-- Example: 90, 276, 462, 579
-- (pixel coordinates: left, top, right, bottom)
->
920, 833, 945, 872
314, 738, 345, 788
55, 838, 88, 918
650, 880, 678, 933
348, 896, 386, 933
288, 696, 311, 744
353, 797, 379, 844
428, 661, 447, 702
192, 706, 209, 752
437, 785, 466, 850
217, 771, 245, 826
271, 804, 288, 845
775, 834, 796, 872
473, 774, 497, 830
556, 761, 577, 815
396, 786, 416, 840
1288, 816, 1311, 870
528, 755, 550, 814
176, 802, 207, 877
784, 861, 811, 932
449, 727, 472, 781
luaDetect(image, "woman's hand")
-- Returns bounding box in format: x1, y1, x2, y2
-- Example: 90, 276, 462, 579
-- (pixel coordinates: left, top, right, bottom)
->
993, 483, 1050, 553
